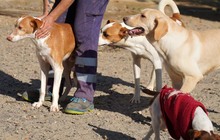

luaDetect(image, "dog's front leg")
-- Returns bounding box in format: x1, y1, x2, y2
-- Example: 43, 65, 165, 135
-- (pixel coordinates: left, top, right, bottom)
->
50, 64, 64, 112
152, 116, 162, 140
180, 74, 203, 92
146, 43, 162, 91
151, 96, 162, 140
32, 56, 50, 108
131, 53, 141, 103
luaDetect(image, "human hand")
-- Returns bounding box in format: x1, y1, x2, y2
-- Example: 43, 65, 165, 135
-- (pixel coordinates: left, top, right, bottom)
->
35, 16, 55, 39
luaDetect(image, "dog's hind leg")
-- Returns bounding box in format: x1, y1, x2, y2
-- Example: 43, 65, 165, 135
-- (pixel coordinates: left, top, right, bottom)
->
180, 75, 203, 92
59, 59, 74, 102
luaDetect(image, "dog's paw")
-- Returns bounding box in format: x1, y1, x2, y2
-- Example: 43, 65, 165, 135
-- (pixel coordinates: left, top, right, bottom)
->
50, 105, 59, 112
130, 96, 140, 103
32, 102, 43, 108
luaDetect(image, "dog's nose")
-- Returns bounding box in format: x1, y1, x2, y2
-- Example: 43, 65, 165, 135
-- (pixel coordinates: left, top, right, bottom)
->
7, 36, 12, 41
123, 17, 129, 23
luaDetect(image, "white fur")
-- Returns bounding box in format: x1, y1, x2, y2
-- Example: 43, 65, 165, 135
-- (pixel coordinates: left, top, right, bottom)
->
192, 107, 214, 133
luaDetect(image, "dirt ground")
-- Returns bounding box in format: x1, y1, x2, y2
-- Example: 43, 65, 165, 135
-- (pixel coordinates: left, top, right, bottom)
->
0, 0, 220, 140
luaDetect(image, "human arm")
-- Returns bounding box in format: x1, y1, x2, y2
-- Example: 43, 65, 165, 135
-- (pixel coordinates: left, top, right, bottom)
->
36, 0, 74, 38
38, 0, 53, 19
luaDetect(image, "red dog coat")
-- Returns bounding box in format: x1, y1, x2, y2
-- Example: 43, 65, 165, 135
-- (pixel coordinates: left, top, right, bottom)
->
159, 86, 207, 140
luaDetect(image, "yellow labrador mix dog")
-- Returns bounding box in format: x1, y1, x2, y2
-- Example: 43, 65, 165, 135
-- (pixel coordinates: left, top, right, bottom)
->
7, 16, 75, 112
123, 8, 220, 93
99, 0, 184, 103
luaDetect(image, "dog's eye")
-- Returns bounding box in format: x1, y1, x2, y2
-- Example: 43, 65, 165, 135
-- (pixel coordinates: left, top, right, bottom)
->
18, 26, 22, 30
103, 32, 109, 37
141, 14, 146, 18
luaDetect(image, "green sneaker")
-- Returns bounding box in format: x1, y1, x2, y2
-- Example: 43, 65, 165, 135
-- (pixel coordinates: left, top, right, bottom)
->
21, 78, 65, 102
21, 89, 52, 102
21, 77, 65, 102
64, 97, 94, 115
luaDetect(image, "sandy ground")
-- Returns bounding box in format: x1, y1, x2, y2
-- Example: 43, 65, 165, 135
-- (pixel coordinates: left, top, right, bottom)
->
0, 0, 220, 140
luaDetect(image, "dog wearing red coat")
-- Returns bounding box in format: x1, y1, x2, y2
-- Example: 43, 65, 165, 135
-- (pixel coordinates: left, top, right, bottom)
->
143, 86, 220, 140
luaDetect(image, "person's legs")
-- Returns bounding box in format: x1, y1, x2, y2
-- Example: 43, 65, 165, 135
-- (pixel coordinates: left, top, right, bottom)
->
47, 0, 68, 96
64, 0, 109, 114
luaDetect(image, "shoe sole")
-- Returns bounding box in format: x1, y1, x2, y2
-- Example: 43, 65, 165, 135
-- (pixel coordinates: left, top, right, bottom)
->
22, 94, 52, 102
22, 95, 33, 102
64, 108, 93, 115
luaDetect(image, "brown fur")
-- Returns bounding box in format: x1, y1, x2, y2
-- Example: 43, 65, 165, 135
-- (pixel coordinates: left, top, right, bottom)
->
189, 130, 220, 140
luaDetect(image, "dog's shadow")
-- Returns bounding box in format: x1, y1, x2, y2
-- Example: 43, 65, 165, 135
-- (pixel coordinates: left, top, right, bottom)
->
60, 73, 152, 125
0, 70, 40, 99
1, 70, 220, 137
88, 124, 136, 140
95, 73, 152, 122
207, 109, 220, 131
0, 70, 152, 124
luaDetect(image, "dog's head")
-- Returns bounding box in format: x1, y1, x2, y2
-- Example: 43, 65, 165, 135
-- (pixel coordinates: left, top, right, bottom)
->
7, 16, 42, 42
189, 130, 220, 140
123, 8, 173, 41
98, 19, 130, 46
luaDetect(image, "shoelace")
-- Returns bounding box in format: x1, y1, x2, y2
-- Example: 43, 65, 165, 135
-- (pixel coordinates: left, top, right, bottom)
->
70, 97, 87, 103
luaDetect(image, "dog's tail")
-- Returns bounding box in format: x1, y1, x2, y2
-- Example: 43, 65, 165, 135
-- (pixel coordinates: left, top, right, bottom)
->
142, 87, 159, 96
141, 87, 160, 105
158, 0, 185, 27
158, 0, 180, 14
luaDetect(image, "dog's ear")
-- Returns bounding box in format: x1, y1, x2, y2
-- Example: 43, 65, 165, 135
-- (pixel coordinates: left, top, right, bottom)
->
171, 13, 181, 22
171, 13, 185, 27
30, 19, 42, 32
119, 27, 129, 37
188, 130, 202, 140
154, 18, 168, 41
106, 19, 115, 24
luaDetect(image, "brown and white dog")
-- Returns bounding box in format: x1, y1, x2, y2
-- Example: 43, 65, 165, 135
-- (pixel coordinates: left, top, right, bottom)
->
99, 0, 184, 103
7, 16, 75, 112
99, 20, 162, 103
142, 86, 220, 140
124, 8, 220, 93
